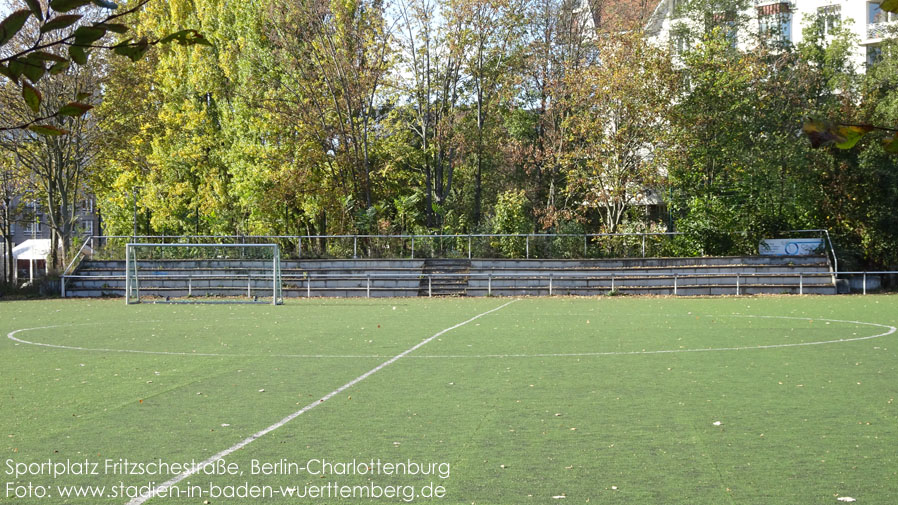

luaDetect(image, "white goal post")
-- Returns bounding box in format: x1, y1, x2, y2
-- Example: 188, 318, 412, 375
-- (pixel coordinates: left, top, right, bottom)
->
125, 243, 283, 305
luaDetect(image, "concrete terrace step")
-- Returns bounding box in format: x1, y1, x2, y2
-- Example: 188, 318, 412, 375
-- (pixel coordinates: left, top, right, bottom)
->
419, 259, 471, 296
470, 256, 829, 269
467, 285, 836, 296
64, 255, 836, 298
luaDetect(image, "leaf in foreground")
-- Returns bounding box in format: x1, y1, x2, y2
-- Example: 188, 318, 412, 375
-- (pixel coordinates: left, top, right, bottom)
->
48, 0, 92, 13
40, 14, 82, 33
58, 102, 93, 117
883, 135, 898, 154
833, 125, 874, 150
23, 0, 43, 21
28, 124, 69, 136
0, 10, 32, 48
21, 82, 41, 113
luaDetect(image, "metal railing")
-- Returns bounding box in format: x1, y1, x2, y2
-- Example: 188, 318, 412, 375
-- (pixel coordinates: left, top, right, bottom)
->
60, 270, 885, 297
67, 230, 835, 260
60, 268, 898, 298
76, 232, 686, 260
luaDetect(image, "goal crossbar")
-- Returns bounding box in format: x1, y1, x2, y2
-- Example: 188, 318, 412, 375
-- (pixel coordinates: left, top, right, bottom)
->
125, 243, 283, 305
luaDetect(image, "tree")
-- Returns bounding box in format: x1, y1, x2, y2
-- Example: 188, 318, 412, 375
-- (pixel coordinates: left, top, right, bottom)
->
0, 63, 102, 270
96, 0, 269, 237
0, 1, 106, 270
267, 0, 393, 214
395, 0, 464, 229
452, 0, 525, 225
560, 30, 678, 233
802, 1, 898, 152
0, 0, 209, 135
0, 149, 27, 285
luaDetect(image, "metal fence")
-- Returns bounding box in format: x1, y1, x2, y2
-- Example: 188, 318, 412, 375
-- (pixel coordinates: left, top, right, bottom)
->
72, 232, 686, 261
68, 229, 835, 258
59, 230, 839, 280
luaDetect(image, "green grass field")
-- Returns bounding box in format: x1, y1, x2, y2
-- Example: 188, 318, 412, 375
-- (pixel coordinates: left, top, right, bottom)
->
1, 295, 897, 504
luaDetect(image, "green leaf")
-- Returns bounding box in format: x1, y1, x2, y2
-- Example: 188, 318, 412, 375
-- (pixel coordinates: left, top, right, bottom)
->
73, 25, 106, 45
160, 29, 212, 47
21, 55, 46, 83
76, 92, 91, 101
160, 29, 192, 44
94, 22, 128, 34
28, 51, 67, 62
58, 101, 93, 117
883, 135, 898, 154
0, 10, 32, 48
21, 82, 41, 113
113, 38, 150, 61
28, 124, 69, 136
69, 45, 87, 64
92, 0, 118, 8
192, 35, 213, 47
40, 14, 82, 33
802, 119, 840, 148
0, 63, 16, 83
882, 0, 898, 14
49, 60, 70, 75
834, 125, 873, 150
48, 0, 92, 13
7, 59, 25, 80
23, 0, 43, 22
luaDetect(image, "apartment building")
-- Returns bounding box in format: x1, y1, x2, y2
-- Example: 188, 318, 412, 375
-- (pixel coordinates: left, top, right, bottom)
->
646, 0, 896, 69
1, 195, 99, 283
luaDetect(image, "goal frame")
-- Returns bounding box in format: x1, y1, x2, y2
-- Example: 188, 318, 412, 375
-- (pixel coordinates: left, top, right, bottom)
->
125, 243, 283, 305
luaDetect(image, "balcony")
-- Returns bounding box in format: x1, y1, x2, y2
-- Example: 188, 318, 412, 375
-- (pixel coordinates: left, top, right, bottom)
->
868, 21, 898, 40
755, 2, 792, 16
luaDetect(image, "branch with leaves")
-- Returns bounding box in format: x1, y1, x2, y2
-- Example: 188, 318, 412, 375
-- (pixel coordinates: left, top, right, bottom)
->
802, 0, 898, 153
802, 120, 898, 152
0, 0, 210, 135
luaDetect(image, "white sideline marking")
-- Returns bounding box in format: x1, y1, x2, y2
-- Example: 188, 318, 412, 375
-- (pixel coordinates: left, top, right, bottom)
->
122, 299, 518, 505
7, 315, 896, 360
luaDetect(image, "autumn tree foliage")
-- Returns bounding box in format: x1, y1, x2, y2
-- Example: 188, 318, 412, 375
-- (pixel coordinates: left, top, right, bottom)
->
2, 0, 895, 268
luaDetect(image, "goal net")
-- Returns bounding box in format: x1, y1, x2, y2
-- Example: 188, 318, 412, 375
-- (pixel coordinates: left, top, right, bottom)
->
125, 243, 283, 305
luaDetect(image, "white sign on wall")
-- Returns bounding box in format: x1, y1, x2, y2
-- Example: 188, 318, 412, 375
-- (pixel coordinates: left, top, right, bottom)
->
759, 239, 824, 256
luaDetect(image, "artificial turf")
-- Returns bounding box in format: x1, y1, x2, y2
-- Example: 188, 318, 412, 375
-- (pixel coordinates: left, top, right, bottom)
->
1, 295, 896, 504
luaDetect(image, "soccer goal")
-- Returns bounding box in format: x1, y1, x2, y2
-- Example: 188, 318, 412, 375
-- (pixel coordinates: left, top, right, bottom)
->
125, 243, 283, 305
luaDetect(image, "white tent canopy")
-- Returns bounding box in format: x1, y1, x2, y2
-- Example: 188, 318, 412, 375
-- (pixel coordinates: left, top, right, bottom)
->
13, 239, 51, 261
12, 239, 51, 283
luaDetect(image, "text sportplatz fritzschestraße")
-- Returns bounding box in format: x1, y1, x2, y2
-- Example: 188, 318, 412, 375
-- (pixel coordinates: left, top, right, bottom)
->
4, 458, 451, 479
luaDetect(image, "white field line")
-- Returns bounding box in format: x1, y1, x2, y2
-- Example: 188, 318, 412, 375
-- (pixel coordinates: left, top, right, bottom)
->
411, 316, 897, 358
7, 315, 896, 360
122, 298, 518, 505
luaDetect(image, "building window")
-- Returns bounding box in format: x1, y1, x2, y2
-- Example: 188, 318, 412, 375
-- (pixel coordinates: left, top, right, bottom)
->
817, 4, 841, 36
79, 219, 93, 236
869, 2, 898, 25
670, 0, 684, 18
25, 220, 41, 235
705, 10, 738, 47
671, 25, 690, 56
867, 45, 883, 66
79, 198, 93, 213
758, 3, 792, 47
